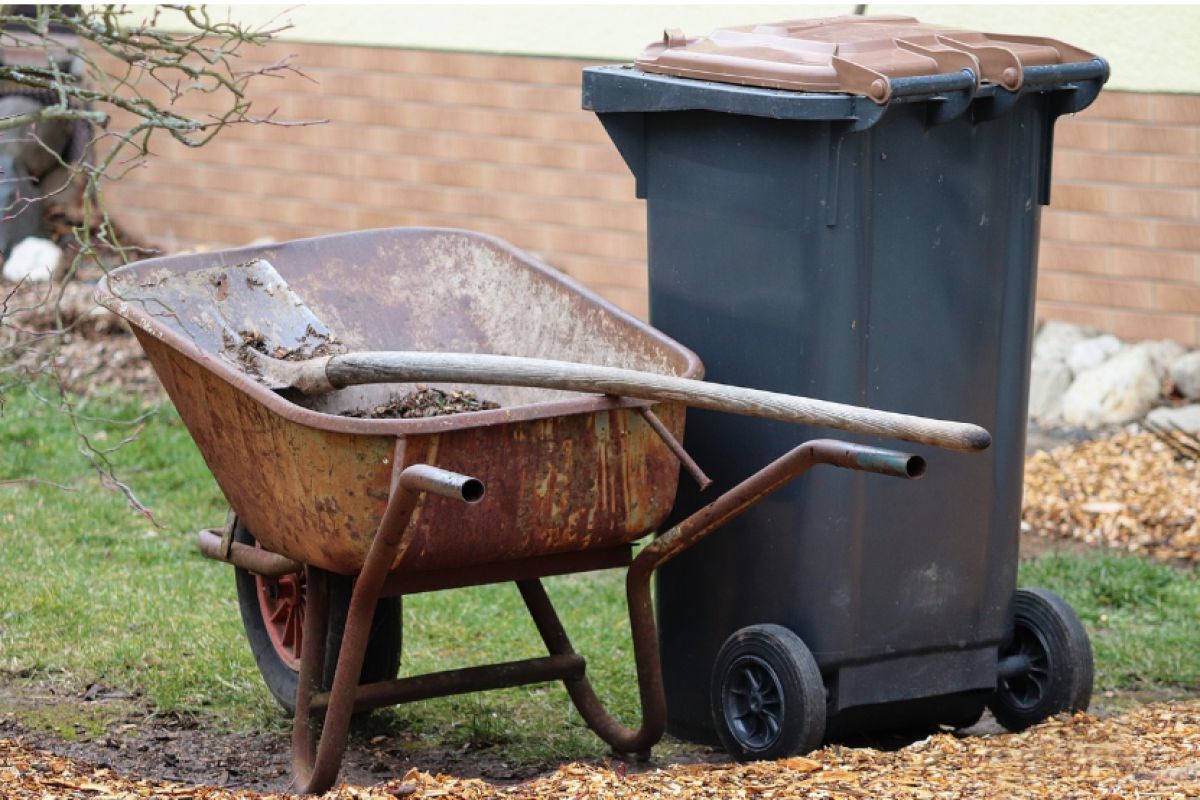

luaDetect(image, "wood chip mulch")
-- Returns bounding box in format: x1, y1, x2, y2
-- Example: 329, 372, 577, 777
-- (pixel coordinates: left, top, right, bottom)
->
3, 703, 1199, 799
1023, 431, 1199, 564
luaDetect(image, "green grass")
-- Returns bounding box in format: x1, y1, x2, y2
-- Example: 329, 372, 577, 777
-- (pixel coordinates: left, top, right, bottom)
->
0, 380, 649, 761
1019, 552, 1200, 693
0, 381, 244, 722
1, 380, 1197, 763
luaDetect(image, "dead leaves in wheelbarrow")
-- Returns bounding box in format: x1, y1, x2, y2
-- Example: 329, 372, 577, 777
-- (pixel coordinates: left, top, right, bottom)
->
3, 702, 1200, 798
1023, 431, 1199, 564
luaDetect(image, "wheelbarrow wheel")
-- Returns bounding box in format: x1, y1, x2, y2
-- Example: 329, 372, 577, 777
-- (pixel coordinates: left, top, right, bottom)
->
711, 624, 826, 761
233, 521, 402, 715
988, 588, 1093, 732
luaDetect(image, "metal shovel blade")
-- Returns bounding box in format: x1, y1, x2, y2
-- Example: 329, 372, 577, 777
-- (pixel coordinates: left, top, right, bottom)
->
187, 259, 339, 389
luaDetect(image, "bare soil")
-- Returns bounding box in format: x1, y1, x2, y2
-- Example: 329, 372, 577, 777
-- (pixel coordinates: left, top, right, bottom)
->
0, 682, 720, 793
1, 278, 161, 396
339, 387, 500, 419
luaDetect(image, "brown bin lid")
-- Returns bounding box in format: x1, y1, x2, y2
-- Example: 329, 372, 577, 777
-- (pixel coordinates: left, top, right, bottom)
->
635, 15, 1097, 103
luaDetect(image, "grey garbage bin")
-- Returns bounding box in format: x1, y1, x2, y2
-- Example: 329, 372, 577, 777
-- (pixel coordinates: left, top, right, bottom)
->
584, 16, 1108, 759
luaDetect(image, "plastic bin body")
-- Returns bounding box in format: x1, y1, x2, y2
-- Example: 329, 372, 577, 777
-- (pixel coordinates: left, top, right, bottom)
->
585, 57, 1106, 741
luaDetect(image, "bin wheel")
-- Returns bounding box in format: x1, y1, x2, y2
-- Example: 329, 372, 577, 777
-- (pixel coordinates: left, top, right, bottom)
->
233, 521, 402, 714
944, 702, 986, 730
933, 691, 989, 730
711, 624, 826, 761
988, 588, 1093, 732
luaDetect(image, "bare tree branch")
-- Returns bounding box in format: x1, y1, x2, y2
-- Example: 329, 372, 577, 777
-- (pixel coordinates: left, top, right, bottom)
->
0, 5, 316, 519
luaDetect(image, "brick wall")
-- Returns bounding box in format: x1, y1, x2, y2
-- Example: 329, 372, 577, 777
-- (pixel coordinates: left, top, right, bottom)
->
1042, 94, 1200, 345
107, 41, 1200, 345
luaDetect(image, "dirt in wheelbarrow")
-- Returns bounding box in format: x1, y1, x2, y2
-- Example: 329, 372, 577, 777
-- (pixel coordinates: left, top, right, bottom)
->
226, 327, 500, 419
338, 386, 500, 419
234, 324, 347, 364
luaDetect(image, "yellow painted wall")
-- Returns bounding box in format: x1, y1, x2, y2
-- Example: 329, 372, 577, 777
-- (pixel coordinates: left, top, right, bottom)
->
218, 5, 1198, 94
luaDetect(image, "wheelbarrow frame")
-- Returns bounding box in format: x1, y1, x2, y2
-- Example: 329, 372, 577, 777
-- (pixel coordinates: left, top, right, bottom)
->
218, 435, 924, 793
97, 228, 941, 793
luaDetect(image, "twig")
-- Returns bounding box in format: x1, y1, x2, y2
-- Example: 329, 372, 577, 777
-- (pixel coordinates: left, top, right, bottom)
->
1, 5, 311, 520
0, 477, 76, 492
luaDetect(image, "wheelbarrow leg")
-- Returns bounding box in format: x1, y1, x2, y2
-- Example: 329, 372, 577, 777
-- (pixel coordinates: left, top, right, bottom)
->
522, 439, 927, 760
291, 525, 405, 794
519, 578, 664, 758
291, 566, 330, 779
292, 464, 484, 794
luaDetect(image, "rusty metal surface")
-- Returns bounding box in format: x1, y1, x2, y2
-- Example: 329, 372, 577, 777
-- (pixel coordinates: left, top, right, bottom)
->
636, 439, 924, 574
196, 528, 301, 577
99, 227, 702, 429
638, 406, 712, 491
314, 654, 587, 715
381, 546, 632, 597
105, 228, 699, 574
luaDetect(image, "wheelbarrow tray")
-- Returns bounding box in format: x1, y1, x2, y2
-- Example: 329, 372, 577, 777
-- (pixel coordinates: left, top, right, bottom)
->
99, 227, 701, 575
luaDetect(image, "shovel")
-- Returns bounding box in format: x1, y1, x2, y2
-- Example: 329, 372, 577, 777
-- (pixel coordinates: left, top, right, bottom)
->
209, 260, 991, 454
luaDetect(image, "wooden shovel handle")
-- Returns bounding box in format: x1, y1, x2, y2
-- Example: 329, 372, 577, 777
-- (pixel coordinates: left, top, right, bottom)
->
304, 351, 991, 453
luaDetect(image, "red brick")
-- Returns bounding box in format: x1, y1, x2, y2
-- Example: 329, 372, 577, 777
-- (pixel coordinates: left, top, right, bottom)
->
1033, 301, 1113, 333
1153, 158, 1200, 188
1035, 272, 1070, 303
1110, 249, 1199, 282
1155, 222, 1200, 252
551, 255, 648, 291
1109, 123, 1199, 155
593, 286, 649, 320
1052, 184, 1109, 214
1039, 209, 1073, 241
1038, 241, 1112, 275
1088, 91, 1155, 122
1069, 276, 1158, 310
1107, 186, 1198, 219
1156, 284, 1200, 315
1152, 94, 1200, 125
1053, 151, 1157, 184
1109, 309, 1198, 344
1055, 119, 1110, 151
1067, 214, 1157, 248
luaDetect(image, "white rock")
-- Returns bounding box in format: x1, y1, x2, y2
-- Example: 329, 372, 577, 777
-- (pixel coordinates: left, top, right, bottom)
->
1134, 339, 1187, 382
1145, 403, 1200, 433
1032, 321, 1093, 363
1027, 357, 1073, 421
1168, 351, 1200, 400
1066, 334, 1123, 375
1, 236, 61, 283
1061, 348, 1160, 428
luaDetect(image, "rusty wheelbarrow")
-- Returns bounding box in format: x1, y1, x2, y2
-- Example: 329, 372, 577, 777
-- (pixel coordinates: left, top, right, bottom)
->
98, 228, 988, 793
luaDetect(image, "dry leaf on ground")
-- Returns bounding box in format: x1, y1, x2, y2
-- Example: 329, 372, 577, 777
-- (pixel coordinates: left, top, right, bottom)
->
3, 703, 1200, 799
1023, 431, 1199, 564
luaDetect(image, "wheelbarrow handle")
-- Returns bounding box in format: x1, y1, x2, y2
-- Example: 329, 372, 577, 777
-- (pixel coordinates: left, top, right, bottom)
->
256, 350, 991, 454
577, 438, 927, 756
635, 439, 923, 576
